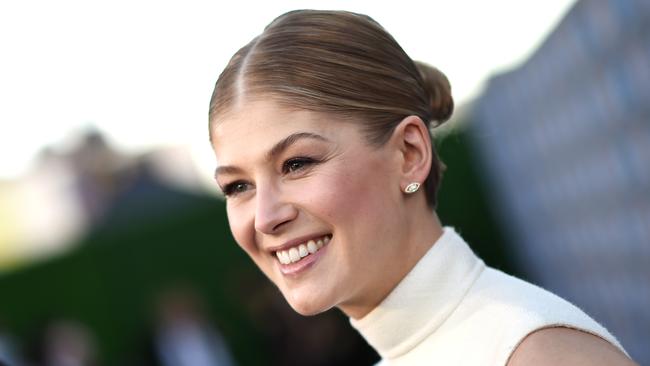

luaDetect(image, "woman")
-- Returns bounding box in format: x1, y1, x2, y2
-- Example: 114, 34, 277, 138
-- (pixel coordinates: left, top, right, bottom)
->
207, 9, 636, 366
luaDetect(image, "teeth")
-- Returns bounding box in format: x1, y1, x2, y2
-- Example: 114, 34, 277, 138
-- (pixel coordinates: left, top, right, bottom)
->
275, 235, 331, 265
307, 240, 318, 253
298, 244, 308, 258
280, 251, 290, 265
289, 248, 300, 263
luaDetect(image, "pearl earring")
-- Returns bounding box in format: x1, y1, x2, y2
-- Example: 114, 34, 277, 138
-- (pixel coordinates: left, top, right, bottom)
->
404, 182, 420, 194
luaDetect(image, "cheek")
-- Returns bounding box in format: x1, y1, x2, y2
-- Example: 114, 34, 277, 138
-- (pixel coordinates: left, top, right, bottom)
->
311, 160, 391, 221
226, 203, 257, 254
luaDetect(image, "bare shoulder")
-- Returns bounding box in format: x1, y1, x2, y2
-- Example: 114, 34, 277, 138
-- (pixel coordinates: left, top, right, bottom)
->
507, 327, 638, 366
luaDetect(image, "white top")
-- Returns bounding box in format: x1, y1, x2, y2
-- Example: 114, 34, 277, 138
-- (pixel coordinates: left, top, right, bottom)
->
350, 227, 626, 365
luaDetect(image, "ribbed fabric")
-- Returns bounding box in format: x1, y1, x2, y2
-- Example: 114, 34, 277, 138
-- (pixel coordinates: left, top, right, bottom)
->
350, 227, 626, 365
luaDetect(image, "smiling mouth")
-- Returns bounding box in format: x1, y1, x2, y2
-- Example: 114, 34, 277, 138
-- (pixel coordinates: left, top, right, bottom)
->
274, 234, 332, 265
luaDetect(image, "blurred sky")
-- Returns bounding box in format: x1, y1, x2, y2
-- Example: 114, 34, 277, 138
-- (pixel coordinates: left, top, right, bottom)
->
0, 0, 576, 180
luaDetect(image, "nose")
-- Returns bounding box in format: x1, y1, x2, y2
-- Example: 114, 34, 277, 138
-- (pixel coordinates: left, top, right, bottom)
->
254, 181, 297, 234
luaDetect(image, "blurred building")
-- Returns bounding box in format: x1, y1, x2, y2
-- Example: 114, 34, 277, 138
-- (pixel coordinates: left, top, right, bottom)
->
0, 131, 207, 273
469, 0, 649, 363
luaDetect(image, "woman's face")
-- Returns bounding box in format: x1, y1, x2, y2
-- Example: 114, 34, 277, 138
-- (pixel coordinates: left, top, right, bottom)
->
211, 100, 409, 317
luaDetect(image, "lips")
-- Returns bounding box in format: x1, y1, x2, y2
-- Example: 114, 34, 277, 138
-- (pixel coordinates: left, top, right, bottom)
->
275, 234, 331, 265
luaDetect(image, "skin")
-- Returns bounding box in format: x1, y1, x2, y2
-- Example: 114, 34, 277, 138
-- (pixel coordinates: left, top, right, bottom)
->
211, 100, 441, 319
508, 327, 638, 366
211, 99, 637, 364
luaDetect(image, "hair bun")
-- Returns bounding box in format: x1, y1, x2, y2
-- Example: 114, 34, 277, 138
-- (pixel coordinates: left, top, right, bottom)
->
414, 61, 454, 124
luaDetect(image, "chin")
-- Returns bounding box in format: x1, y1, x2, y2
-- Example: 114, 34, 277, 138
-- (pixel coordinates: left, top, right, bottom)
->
284, 291, 335, 316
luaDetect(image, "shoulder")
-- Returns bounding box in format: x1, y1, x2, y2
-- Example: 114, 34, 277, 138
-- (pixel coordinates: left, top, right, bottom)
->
462, 268, 631, 365
507, 327, 638, 366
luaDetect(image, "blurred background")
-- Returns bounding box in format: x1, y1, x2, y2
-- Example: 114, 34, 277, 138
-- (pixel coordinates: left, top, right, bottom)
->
0, 0, 648, 365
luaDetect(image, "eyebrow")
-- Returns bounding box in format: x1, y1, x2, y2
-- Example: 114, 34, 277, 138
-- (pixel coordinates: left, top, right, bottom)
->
214, 132, 330, 179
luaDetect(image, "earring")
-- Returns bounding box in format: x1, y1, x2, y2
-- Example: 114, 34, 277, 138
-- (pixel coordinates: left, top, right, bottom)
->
404, 182, 420, 194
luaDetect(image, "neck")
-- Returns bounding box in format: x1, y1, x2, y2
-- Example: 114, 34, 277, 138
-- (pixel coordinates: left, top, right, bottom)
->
340, 203, 444, 319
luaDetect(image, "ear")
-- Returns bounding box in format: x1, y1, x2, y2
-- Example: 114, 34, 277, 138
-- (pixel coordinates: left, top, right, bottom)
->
390, 116, 432, 193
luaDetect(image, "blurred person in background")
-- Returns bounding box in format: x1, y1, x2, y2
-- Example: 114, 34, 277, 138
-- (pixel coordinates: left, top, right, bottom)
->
207, 9, 638, 366
0, 320, 21, 366
144, 287, 235, 366
24, 319, 98, 366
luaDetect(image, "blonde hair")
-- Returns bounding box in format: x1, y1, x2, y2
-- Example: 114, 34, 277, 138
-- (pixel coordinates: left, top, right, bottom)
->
209, 10, 454, 207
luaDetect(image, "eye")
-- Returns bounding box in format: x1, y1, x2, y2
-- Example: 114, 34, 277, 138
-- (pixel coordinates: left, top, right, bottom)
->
282, 157, 317, 174
221, 180, 251, 197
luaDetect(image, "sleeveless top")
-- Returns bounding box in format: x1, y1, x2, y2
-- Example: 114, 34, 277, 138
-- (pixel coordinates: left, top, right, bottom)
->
350, 227, 627, 365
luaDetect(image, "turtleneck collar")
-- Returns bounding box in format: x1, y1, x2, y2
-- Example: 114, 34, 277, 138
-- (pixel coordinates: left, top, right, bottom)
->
349, 227, 485, 359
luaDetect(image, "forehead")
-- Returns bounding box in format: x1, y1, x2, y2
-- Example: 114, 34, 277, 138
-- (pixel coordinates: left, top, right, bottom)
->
214, 101, 316, 138
211, 101, 352, 160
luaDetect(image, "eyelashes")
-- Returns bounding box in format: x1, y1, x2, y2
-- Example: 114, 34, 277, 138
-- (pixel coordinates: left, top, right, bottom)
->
282, 156, 318, 174
220, 156, 321, 198
221, 180, 251, 197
